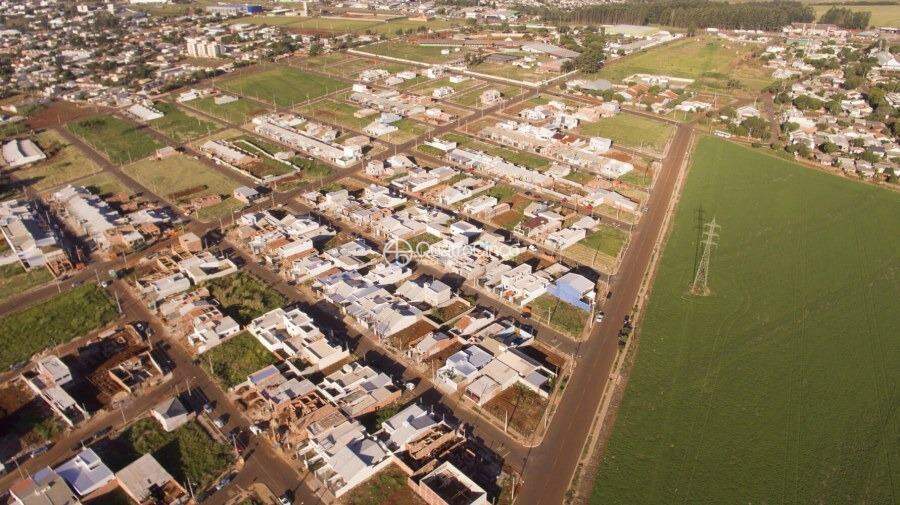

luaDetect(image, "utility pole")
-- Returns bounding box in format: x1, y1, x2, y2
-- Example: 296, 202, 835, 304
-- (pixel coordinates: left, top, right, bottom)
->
691, 217, 720, 296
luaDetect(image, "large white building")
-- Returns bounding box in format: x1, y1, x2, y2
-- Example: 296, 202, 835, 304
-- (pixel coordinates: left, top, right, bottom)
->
2, 138, 46, 168
186, 37, 224, 59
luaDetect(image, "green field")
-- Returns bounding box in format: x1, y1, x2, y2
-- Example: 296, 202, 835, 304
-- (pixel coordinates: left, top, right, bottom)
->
149, 102, 219, 143
68, 115, 164, 165
76, 172, 134, 197
577, 114, 675, 154
218, 67, 348, 108
0, 284, 118, 370
300, 99, 370, 132
530, 293, 589, 338
360, 41, 469, 64
599, 36, 771, 93
189, 96, 266, 125
123, 154, 242, 221
591, 137, 900, 504
15, 130, 100, 192
98, 418, 234, 490
0, 263, 53, 303
206, 272, 286, 325
201, 331, 277, 388
813, 4, 900, 27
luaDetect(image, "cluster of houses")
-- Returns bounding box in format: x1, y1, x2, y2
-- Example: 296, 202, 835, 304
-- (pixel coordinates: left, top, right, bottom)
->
251, 113, 366, 169
49, 185, 175, 260
0, 198, 72, 275
129, 233, 242, 354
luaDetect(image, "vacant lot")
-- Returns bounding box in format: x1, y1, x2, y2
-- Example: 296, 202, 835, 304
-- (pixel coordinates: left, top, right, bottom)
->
123, 154, 242, 221
14, 130, 100, 191
149, 102, 218, 143
206, 272, 286, 325
0, 284, 117, 370
577, 114, 674, 155
301, 99, 369, 132
189, 96, 266, 125
68, 115, 163, 164
201, 331, 277, 388
218, 67, 348, 108
591, 137, 900, 504
97, 418, 233, 490
341, 464, 424, 505
599, 37, 771, 93
530, 293, 589, 338
483, 384, 549, 437
0, 263, 53, 303
76, 172, 133, 197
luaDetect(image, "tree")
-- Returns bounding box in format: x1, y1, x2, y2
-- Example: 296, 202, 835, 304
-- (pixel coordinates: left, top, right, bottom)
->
574, 35, 605, 74
308, 41, 323, 57
741, 117, 769, 139
820, 141, 839, 154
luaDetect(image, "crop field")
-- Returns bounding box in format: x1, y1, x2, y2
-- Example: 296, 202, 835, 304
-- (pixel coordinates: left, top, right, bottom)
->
149, 102, 219, 143
68, 115, 164, 165
360, 41, 470, 64
218, 67, 348, 108
577, 113, 675, 155
598, 37, 771, 93
591, 137, 900, 504
123, 154, 242, 221
812, 4, 900, 27
0, 284, 118, 371
189, 96, 266, 125
15, 130, 100, 191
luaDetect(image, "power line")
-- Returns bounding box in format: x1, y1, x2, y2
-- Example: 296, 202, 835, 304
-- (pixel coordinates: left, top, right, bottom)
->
691, 217, 720, 296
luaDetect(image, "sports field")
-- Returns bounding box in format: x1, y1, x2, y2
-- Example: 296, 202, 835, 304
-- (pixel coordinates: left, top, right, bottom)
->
576, 113, 675, 155
68, 115, 164, 165
591, 137, 900, 504
599, 37, 771, 93
218, 67, 348, 108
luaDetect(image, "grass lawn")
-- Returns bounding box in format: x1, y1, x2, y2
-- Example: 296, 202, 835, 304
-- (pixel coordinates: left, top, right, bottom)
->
189, 96, 266, 125
472, 61, 556, 84
106, 418, 233, 490
0, 284, 117, 370
15, 130, 100, 192
201, 331, 277, 388
383, 118, 431, 145
68, 115, 164, 165
360, 41, 469, 64
205, 272, 286, 325
341, 464, 425, 505
123, 154, 242, 222
450, 84, 524, 108
218, 67, 348, 108
149, 102, 219, 143
591, 137, 900, 504
529, 293, 589, 338
300, 99, 370, 132
0, 263, 53, 303
371, 17, 457, 35
577, 114, 675, 155
578, 225, 628, 258
619, 168, 652, 189
230, 136, 295, 179
598, 36, 771, 93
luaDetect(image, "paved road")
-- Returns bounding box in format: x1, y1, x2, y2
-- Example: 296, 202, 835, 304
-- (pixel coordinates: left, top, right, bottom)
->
514, 123, 694, 504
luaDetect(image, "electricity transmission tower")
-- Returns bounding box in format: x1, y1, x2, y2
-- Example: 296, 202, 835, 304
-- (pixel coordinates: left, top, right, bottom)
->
691, 217, 720, 296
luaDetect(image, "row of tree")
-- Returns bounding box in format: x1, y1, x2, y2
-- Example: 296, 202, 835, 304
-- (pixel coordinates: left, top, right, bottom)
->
522, 1, 815, 31
818, 7, 872, 29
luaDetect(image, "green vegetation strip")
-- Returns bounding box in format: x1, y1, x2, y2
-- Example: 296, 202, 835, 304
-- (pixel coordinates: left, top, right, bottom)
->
218, 67, 349, 108
0, 284, 117, 370
591, 137, 900, 504
205, 272, 286, 326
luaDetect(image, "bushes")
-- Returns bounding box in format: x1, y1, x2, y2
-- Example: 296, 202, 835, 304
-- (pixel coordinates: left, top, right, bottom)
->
206, 272, 286, 325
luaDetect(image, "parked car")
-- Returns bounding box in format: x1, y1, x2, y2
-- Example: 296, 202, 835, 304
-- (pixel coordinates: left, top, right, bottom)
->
594, 311, 605, 323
